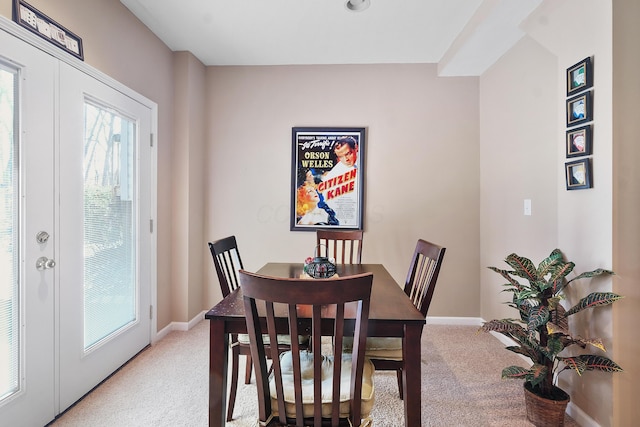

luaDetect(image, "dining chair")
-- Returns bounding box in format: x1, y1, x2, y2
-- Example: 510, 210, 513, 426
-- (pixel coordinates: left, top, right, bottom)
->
208, 236, 306, 421
316, 229, 363, 264
239, 269, 375, 427
344, 238, 446, 399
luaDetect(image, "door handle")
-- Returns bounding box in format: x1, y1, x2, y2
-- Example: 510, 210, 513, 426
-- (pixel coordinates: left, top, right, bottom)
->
36, 256, 56, 271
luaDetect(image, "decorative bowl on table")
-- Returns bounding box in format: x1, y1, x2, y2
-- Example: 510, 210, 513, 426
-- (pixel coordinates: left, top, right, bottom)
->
303, 255, 336, 279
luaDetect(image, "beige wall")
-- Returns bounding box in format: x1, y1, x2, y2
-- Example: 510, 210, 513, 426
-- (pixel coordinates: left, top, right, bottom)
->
172, 52, 207, 323
479, 35, 558, 321
203, 64, 481, 316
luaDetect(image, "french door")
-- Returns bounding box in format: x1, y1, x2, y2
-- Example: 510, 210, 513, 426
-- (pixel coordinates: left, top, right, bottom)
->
0, 26, 155, 426
57, 61, 153, 411
0, 26, 57, 427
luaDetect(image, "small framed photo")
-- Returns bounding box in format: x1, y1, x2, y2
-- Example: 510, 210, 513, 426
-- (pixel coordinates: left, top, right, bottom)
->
565, 158, 592, 190
566, 125, 592, 158
566, 91, 592, 127
290, 127, 365, 231
566, 57, 593, 96
12, 0, 84, 60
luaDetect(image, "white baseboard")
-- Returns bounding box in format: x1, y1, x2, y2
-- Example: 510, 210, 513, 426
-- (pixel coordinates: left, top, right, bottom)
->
154, 310, 206, 341
426, 316, 483, 326
488, 329, 522, 350
566, 401, 599, 427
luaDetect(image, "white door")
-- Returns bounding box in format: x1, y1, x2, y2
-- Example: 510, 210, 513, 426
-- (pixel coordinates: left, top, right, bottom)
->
57, 61, 153, 410
0, 27, 154, 425
0, 29, 57, 427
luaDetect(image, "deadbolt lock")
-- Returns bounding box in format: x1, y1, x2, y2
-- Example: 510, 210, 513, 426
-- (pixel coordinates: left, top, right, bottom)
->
36, 231, 50, 244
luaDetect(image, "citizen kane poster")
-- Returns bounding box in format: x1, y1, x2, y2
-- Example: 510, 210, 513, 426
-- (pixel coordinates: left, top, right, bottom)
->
291, 127, 364, 231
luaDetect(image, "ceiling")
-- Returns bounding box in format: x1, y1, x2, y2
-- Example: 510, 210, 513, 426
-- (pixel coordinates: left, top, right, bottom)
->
120, 0, 542, 76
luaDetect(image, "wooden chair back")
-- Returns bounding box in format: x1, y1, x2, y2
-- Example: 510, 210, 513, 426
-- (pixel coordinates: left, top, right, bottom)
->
404, 239, 446, 317
208, 235, 244, 297
316, 229, 363, 264
208, 236, 309, 421
240, 270, 373, 427
208, 236, 247, 420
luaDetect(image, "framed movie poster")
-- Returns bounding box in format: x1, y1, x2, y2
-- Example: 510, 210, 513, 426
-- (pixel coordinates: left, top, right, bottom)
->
290, 127, 365, 231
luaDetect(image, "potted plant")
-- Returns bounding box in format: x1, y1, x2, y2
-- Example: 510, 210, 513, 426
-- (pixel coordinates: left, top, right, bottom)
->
480, 249, 623, 426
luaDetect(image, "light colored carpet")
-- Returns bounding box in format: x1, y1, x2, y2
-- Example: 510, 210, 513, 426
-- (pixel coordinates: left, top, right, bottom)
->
49, 321, 578, 426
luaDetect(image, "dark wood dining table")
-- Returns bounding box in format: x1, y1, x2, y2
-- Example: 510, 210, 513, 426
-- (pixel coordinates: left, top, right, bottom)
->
205, 263, 426, 427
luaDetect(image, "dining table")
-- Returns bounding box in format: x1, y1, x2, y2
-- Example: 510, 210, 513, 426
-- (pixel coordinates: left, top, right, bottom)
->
205, 263, 426, 427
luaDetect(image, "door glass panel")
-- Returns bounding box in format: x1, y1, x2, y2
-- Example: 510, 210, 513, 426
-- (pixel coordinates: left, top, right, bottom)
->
0, 65, 19, 400
83, 100, 137, 350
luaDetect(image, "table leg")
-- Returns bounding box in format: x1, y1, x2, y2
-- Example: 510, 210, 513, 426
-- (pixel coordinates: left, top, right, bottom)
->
403, 323, 424, 427
209, 319, 228, 427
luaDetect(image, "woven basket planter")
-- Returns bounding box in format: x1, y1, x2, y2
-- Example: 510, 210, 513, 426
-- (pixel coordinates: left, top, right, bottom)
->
523, 383, 570, 427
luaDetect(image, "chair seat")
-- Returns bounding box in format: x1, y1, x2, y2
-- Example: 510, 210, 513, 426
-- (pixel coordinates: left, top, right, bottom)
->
271, 350, 375, 420
237, 334, 309, 346
343, 337, 403, 361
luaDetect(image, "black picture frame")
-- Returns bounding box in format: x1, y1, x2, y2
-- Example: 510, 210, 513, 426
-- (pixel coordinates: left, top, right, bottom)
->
290, 127, 365, 232
565, 158, 592, 190
12, 0, 84, 60
566, 125, 592, 158
566, 57, 593, 96
566, 91, 592, 127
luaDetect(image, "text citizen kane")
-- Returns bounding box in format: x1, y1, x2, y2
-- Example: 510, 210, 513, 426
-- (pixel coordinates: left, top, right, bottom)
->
317, 169, 357, 200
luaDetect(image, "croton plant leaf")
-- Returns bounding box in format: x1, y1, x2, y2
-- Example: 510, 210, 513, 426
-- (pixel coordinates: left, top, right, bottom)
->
536, 249, 563, 277
565, 337, 606, 352
567, 268, 615, 284
488, 267, 524, 290
527, 305, 549, 333
542, 335, 565, 359
479, 319, 524, 335
546, 261, 575, 293
526, 364, 548, 387
559, 354, 623, 374
504, 253, 538, 282
564, 292, 624, 316
505, 345, 538, 362
559, 356, 588, 375
501, 366, 529, 379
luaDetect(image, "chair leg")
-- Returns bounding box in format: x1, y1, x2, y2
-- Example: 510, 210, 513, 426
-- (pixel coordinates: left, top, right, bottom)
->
244, 353, 253, 384
396, 369, 404, 400
227, 346, 240, 422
